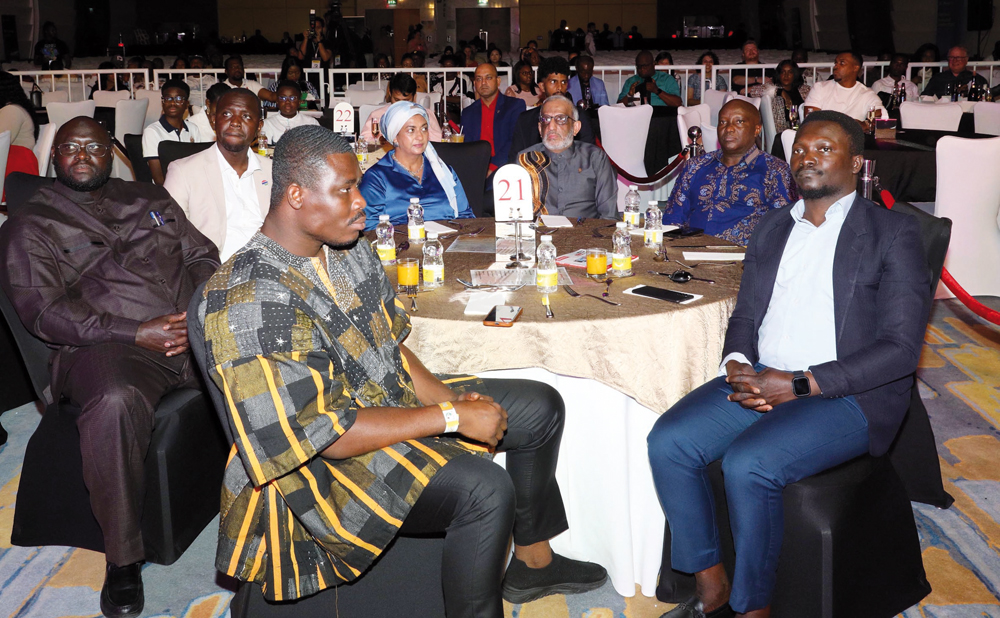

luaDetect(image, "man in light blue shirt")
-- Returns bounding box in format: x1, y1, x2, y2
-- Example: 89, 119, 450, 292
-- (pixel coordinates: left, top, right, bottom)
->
648, 110, 931, 618
617, 50, 682, 107
567, 56, 610, 107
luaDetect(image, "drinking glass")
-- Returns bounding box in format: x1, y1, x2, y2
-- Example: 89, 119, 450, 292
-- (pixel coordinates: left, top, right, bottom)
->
586, 248, 608, 279
397, 258, 420, 291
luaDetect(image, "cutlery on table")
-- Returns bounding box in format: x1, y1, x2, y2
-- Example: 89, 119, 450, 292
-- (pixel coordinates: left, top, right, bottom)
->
671, 259, 738, 269
563, 285, 621, 306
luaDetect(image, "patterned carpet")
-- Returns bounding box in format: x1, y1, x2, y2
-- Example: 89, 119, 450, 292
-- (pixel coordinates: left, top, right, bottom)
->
1, 298, 999, 618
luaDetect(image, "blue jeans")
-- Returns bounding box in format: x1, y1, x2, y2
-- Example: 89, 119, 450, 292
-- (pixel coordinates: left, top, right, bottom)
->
647, 369, 869, 612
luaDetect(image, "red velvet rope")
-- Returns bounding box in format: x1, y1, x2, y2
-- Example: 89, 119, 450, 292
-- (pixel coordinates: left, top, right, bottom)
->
880, 189, 1000, 325
608, 154, 688, 185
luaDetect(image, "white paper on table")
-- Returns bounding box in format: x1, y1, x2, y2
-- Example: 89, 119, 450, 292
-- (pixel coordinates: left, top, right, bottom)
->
463, 291, 509, 315
630, 224, 679, 236
683, 251, 746, 262
425, 220, 457, 234
540, 215, 574, 227
474, 267, 573, 285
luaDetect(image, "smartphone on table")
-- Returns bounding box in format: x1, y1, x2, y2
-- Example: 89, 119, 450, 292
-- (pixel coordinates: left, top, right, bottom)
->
483, 305, 523, 327
622, 285, 696, 304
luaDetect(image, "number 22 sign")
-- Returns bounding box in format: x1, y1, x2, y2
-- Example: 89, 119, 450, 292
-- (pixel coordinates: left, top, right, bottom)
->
492, 164, 532, 221
333, 102, 354, 134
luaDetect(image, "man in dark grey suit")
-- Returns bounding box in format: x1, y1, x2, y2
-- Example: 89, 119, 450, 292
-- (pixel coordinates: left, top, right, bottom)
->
647, 110, 930, 618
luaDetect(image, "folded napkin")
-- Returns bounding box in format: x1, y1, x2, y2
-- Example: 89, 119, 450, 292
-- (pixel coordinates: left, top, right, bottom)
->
425, 220, 457, 234
463, 291, 509, 315
683, 251, 746, 262
540, 215, 574, 227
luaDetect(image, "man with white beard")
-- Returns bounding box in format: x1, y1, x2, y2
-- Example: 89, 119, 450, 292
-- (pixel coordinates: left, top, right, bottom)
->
514, 94, 618, 219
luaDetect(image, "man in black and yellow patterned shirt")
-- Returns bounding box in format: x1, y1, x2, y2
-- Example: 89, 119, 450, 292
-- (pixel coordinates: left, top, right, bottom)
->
194, 125, 607, 616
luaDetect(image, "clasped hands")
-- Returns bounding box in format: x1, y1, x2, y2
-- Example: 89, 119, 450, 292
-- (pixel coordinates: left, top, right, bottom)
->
136, 312, 188, 357
725, 360, 809, 412
452, 391, 508, 448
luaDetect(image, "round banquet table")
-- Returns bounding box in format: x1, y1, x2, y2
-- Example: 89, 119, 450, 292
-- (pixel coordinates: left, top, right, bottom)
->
376, 219, 741, 596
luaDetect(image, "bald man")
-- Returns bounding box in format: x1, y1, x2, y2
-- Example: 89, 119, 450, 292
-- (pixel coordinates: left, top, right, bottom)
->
462, 63, 527, 171
0, 117, 219, 618
662, 100, 795, 246
922, 46, 989, 98
617, 50, 682, 107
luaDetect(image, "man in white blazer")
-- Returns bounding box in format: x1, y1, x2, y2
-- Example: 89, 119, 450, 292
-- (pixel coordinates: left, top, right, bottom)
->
164, 88, 272, 261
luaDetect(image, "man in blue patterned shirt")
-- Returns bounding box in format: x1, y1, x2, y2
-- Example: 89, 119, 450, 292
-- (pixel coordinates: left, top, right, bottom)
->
662, 100, 796, 246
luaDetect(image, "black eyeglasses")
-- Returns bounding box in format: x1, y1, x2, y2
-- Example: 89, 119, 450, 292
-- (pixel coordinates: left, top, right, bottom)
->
162, 95, 188, 102
539, 114, 572, 126
55, 143, 110, 157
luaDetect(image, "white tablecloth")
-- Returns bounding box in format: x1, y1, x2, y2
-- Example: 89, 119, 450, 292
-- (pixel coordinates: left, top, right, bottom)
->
483, 367, 665, 598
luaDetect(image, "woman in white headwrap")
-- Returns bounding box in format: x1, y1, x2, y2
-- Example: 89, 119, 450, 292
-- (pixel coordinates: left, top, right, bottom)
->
360, 101, 474, 230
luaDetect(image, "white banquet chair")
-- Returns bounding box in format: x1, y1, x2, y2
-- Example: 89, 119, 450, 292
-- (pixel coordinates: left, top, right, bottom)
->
133, 89, 161, 128
727, 93, 762, 109
359, 104, 382, 133
933, 135, 1000, 297
781, 129, 796, 165
899, 101, 963, 131
973, 101, 1000, 136
677, 103, 711, 146
41, 90, 69, 107
600, 105, 654, 214
701, 124, 720, 151
45, 100, 96, 130
599, 104, 653, 177
33, 123, 57, 177
703, 88, 729, 125
759, 93, 778, 153
345, 85, 388, 107
92, 90, 132, 108
112, 98, 149, 181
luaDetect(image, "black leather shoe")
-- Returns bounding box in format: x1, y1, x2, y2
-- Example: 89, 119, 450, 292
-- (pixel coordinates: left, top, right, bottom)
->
659, 597, 735, 618
501, 553, 609, 604
100, 562, 144, 618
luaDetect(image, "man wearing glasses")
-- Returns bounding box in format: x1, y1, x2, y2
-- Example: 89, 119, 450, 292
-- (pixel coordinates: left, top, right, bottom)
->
0, 118, 219, 618
261, 80, 319, 146
142, 79, 202, 185
922, 46, 989, 98
515, 95, 617, 219
462, 63, 526, 172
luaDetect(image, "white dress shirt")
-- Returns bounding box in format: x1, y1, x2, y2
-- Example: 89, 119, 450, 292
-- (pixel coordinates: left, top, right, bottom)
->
871, 76, 920, 102
141, 116, 201, 158
262, 111, 320, 145
721, 192, 856, 374
804, 80, 886, 121
187, 108, 215, 141
216, 147, 265, 261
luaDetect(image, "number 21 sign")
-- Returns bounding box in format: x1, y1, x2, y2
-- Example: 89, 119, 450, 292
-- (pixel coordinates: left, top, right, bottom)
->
333, 102, 354, 134
493, 164, 532, 221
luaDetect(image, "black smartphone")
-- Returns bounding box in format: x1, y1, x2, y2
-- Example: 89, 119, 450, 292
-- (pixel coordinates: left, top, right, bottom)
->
664, 226, 704, 238
623, 285, 696, 304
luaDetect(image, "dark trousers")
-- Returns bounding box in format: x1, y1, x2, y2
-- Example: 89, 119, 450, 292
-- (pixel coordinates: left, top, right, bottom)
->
647, 371, 870, 612
399, 378, 568, 618
60, 343, 197, 566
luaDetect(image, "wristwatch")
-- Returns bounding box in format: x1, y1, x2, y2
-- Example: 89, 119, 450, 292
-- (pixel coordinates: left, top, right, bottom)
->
792, 371, 811, 398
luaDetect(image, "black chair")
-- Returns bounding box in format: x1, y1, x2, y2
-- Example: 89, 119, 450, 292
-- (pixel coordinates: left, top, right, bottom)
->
5, 172, 53, 212
434, 139, 492, 218
656, 205, 953, 617
123, 134, 153, 183
1, 188, 228, 564
158, 140, 214, 176
187, 284, 446, 616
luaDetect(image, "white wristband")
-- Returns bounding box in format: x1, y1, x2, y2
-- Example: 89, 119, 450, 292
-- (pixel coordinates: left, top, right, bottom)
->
439, 401, 460, 433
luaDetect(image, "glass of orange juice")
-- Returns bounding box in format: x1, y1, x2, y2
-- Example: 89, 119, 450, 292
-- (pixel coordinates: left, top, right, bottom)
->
397, 258, 420, 311
586, 248, 608, 279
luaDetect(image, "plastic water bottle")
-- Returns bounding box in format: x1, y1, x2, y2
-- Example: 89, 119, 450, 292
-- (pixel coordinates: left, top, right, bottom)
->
375, 215, 396, 265
422, 232, 444, 288
612, 222, 633, 277
355, 135, 368, 167
256, 132, 268, 156
407, 198, 425, 243
623, 187, 641, 230
536, 234, 558, 293
644, 201, 663, 249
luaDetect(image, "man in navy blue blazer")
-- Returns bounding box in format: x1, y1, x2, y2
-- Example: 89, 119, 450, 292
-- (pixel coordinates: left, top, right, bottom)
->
462, 63, 526, 172
647, 110, 931, 618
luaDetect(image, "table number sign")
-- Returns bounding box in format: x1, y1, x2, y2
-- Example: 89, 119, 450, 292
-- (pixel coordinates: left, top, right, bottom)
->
493, 165, 535, 265
333, 102, 354, 134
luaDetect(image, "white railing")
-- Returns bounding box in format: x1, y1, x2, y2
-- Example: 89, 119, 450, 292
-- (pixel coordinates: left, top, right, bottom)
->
328, 66, 514, 106
10, 69, 151, 102
908, 61, 1000, 90
152, 68, 329, 107
594, 65, 706, 107
710, 62, 894, 92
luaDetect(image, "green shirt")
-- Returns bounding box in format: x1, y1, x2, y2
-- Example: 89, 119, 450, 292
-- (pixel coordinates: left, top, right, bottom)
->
618, 71, 680, 106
